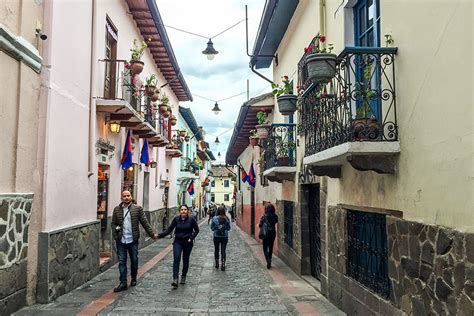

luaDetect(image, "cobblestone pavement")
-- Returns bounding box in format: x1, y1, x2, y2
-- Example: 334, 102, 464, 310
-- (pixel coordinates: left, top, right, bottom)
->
15, 219, 344, 315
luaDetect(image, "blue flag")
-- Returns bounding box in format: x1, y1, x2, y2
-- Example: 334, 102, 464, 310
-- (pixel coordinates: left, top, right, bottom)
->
187, 181, 195, 196
248, 161, 256, 188
140, 139, 150, 166
121, 129, 133, 170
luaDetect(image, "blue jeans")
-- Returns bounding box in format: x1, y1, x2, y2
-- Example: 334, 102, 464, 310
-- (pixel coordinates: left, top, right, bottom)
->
172, 239, 193, 279
116, 240, 138, 284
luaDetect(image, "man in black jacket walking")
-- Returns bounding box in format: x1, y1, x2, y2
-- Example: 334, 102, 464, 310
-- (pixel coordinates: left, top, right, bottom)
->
111, 190, 158, 292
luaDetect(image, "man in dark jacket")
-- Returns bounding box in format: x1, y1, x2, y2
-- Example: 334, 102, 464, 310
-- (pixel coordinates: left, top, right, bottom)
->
111, 190, 158, 292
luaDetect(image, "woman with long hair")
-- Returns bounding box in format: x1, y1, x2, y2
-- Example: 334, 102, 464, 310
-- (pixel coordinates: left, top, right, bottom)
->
210, 206, 231, 271
158, 204, 199, 289
259, 203, 279, 269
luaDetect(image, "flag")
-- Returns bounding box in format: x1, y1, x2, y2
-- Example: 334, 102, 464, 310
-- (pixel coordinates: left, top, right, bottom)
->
121, 129, 133, 170
248, 161, 256, 188
241, 167, 250, 183
140, 139, 150, 166
187, 181, 195, 196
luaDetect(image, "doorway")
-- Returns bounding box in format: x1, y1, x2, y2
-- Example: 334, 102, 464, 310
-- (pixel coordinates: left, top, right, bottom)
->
307, 184, 321, 279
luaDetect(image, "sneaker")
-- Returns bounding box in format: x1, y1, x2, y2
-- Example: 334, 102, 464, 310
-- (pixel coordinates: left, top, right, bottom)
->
113, 283, 128, 292
171, 278, 178, 289
180, 276, 186, 284
130, 279, 137, 287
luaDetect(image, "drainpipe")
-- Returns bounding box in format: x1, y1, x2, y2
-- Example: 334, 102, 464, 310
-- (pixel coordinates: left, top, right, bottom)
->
87, 0, 97, 177
320, 0, 327, 36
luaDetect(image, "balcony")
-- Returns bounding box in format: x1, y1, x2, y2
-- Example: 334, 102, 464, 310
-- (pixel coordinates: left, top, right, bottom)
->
299, 47, 399, 177
96, 59, 166, 139
262, 123, 297, 183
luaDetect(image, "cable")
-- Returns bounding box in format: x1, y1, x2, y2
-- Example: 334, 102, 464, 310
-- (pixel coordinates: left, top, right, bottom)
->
163, 25, 208, 40
163, 18, 245, 41
210, 19, 245, 39
217, 91, 247, 102
193, 94, 216, 102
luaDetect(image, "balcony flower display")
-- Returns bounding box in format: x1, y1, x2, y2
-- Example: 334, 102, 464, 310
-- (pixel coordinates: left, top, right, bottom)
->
272, 75, 297, 116
304, 35, 336, 84
255, 111, 271, 139
158, 95, 169, 114
129, 39, 149, 75
169, 115, 177, 126
249, 129, 259, 147
145, 74, 159, 100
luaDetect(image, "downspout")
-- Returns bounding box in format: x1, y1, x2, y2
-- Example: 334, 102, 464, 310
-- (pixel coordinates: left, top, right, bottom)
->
88, 0, 97, 177
320, 0, 327, 36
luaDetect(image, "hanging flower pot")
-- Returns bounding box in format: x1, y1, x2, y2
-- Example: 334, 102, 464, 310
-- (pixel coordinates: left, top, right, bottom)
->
163, 111, 170, 118
145, 85, 156, 97
179, 130, 187, 137
249, 137, 258, 147
159, 104, 168, 114
184, 135, 190, 142
306, 53, 337, 84
169, 115, 177, 126
130, 60, 144, 75
277, 94, 297, 116
255, 123, 271, 139
150, 92, 160, 102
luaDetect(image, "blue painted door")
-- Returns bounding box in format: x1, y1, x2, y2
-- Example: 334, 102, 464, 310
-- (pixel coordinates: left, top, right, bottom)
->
354, 0, 381, 120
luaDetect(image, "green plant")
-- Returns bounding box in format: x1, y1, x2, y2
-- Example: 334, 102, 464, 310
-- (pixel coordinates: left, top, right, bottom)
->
257, 152, 265, 169
271, 75, 293, 97
384, 34, 394, 47
304, 35, 334, 54
256, 111, 269, 125
249, 129, 258, 138
274, 136, 296, 158
160, 94, 169, 104
145, 74, 158, 87
354, 59, 377, 119
130, 39, 149, 62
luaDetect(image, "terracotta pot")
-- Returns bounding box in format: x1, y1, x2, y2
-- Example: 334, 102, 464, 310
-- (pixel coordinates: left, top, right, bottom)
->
255, 124, 271, 139
277, 157, 289, 166
159, 104, 168, 114
249, 137, 258, 146
169, 117, 177, 126
352, 117, 382, 141
130, 61, 144, 75
184, 136, 190, 142
145, 85, 156, 97
179, 130, 186, 137
150, 93, 160, 102
163, 111, 170, 118
306, 53, 337, 84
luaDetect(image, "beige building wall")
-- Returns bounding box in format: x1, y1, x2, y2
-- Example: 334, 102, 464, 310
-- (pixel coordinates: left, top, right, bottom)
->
272, 0, 473, 232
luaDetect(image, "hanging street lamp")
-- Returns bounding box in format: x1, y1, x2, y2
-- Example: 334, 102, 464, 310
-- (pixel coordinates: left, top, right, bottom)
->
212, 101, 221, 115
202, 39, 219, 60
215, 136, 220, 144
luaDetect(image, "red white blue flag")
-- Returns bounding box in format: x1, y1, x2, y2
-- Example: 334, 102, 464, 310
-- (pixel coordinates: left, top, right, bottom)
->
187, 181, 195, 196
248, 161, 256, 188
121, 129, 133, 170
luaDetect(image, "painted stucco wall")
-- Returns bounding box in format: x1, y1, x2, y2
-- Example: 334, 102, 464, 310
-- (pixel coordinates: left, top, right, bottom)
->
272, 0, 473, 232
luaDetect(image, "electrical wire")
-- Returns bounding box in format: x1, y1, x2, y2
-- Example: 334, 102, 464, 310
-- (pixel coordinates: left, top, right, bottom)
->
163, 18, 244, 41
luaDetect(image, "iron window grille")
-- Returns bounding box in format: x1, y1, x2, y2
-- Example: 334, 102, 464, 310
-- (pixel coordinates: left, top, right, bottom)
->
346, 209, 390, 298
283, 201, 294, 248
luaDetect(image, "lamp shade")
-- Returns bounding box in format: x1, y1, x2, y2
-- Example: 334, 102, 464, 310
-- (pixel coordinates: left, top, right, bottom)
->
215, 136, 220, 144
202, 39, 218, 60
212, 102, 221, 115
109, 121, 121, 133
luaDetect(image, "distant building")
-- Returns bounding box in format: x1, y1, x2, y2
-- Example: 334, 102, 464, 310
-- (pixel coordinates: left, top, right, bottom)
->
209, 165, 236, 207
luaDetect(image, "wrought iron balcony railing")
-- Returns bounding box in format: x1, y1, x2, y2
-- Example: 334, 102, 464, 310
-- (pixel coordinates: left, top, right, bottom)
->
298, 47, 398, 157
262, 123, 297, 169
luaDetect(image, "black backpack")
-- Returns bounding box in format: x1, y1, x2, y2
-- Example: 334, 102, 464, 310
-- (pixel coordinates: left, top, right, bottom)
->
258, 216, 269, 240
215, 217, 228, 237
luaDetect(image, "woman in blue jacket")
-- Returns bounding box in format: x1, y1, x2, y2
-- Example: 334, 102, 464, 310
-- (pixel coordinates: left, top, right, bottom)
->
211, 206, 231, 271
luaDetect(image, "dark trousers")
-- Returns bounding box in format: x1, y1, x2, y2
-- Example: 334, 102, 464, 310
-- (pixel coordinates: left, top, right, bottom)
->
262, 236, 275, 264
116, 240, 139, 284
213, 237, 228, 261
172, 239, 193, 279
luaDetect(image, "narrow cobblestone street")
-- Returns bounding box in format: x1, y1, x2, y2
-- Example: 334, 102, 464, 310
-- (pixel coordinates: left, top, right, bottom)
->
15, 220, 343, 315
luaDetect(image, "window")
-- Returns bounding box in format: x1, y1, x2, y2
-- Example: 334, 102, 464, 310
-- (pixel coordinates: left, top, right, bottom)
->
211, 181, 215, 187
347, 210, 389, 298
224, 179, 230, 187
283, 201, 293, 247
104, 17, 118, 99
211, 194, 215, 202
224, 194, 229, 201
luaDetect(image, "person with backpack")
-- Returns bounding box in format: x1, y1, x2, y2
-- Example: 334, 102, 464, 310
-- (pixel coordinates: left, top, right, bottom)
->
210, 206, 231, 271
258, 203, 279, 269
157, 204, 199, 289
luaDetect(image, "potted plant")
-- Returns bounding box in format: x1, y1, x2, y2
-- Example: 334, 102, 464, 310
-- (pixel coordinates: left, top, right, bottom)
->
130, 39, 149, 75
179, 130, 187, 137
255, 111, 271, 139
352, 63, 382, 141
145, 74, 158, 97
158, 95, 169, 114
274, 136, 296, 166
169, 115, 177, 126
272, 75, 297, 116
249, 129, 259, 146
304, 35, 336, 84
163, 110, 170, 118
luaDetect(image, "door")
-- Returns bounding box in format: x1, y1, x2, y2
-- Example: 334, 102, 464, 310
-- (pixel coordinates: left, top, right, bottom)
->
104, 18, 117, 99
354, 0, 381, 120
250, 188, 255, 237
308, 184, 321, 279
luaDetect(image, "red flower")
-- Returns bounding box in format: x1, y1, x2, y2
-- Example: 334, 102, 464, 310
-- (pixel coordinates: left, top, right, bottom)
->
322, 92, 327, 98
319, 35, 326, 43
124, 63, 131, 69
283, 75, 289, 81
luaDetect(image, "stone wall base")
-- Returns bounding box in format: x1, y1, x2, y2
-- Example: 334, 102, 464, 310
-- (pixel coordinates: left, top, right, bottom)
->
0, 261, 27, 315
37, 221, 100, 303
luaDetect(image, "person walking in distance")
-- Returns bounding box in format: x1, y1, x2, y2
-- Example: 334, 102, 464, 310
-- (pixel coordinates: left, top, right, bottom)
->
158, 204, 199, 289
211, 206, 231, 271
258, 203, 279, 269
111, 190, 158, 292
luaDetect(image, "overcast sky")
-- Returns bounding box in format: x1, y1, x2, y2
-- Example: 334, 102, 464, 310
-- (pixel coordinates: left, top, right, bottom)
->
155, 0, 272, 164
